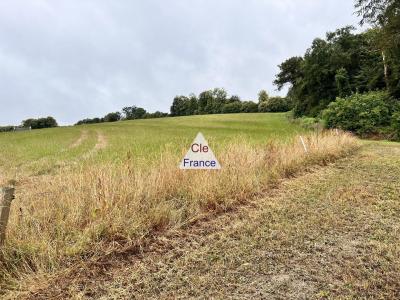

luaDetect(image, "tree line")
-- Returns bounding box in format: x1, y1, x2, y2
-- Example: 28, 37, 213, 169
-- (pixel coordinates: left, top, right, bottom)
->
170, 88, 291, 116
0, 116, 58, 132
274, 0, 399, 118
75, 89, 291, 125
271, 0, 400, 139
75, 107, 168, 125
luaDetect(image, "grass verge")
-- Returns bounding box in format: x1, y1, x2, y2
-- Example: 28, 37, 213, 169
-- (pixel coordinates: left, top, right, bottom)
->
0, 130, 359, 293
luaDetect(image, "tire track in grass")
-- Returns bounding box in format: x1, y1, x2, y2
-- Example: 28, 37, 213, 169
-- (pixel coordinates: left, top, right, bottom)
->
82, 130, 108, 159
16, 129, 88, 175
68, 130, 88, 149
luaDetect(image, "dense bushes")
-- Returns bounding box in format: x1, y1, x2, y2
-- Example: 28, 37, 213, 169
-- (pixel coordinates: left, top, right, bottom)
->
103, 112, 121, 122
22, 117, 58, 129
0, 126, 14, 132
258, 96, 292, 112
391, 111, 400, 139
221, 101, 242, 113
0, 117, 57, 132
322, 91, 399, 136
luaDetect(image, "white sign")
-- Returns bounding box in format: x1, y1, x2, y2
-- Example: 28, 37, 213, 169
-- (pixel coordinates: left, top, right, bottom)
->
179, 132, 221, 170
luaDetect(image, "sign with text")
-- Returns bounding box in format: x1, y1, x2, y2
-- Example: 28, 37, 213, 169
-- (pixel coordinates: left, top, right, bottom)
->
179, 132, 221, 170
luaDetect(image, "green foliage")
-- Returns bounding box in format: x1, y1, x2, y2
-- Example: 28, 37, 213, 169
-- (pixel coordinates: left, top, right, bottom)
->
275, 27, 386, 116
335, 68, 351, 97
391, 111, 400, 139
123, 106, 147, 120
170, 94, 198, 116
222, 101, 242, 114
298, 117, 320, 130
258, 97, 292, 112
240, 101, 258, 113
0, 126, 14, 132
22, 117, 58, 129
322, 91, 394, 135
143, 111, 169, 119
356, 0, 400, 98
75, 118, 103, 125
103, 112, 121, 122
258, 90, 269, 103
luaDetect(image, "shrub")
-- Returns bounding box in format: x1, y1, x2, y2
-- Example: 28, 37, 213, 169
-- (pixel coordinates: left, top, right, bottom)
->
0, 126, 14, 132
241, 101, 258, 113
103, 112, 121, 122
222, 101, 242, 113
297, 117, 321, 130
322, 91, 394, 135
391, 111, 400, 140
22, 117, 58, 129
258, 97, 292, 112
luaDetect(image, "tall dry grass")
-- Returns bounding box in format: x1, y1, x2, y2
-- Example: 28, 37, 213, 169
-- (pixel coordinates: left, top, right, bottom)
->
0, 131, 359, 289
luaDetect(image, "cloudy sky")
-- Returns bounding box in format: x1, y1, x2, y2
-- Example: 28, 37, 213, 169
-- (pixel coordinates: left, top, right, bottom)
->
0, 0, 360, 125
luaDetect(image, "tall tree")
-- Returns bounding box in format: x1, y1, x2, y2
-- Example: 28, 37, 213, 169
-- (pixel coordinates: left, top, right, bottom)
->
257, 90, 269, 103
275, 27, 386, 116
355, 0, 400, 97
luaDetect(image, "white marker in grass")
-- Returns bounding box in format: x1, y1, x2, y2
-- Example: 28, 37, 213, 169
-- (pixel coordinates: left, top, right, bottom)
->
299, 136, 308, 153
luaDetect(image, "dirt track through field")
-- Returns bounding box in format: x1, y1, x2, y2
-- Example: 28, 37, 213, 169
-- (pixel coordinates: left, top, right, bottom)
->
82, 130, 107, 159
17, 141, 400, 300
94, 131, 107, 150
69, 130, 88, 149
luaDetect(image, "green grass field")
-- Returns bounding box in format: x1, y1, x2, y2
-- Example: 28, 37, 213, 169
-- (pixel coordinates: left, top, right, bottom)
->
0, 113, 365, 298
0, 113, 306, 177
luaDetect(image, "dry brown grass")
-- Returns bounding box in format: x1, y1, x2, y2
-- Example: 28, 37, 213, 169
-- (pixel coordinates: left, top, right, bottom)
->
0, 131, 359, 293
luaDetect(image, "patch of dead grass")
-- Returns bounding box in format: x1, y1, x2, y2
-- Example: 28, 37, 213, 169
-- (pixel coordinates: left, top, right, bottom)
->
0, 131, 359, 296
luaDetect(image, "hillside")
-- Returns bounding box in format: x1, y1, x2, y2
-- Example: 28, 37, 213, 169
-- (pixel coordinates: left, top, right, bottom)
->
0, 113, 304, 178
0, 113, 368, 298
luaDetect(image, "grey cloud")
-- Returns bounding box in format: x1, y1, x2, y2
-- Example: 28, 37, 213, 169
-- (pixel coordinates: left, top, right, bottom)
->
0, 0, 359, 125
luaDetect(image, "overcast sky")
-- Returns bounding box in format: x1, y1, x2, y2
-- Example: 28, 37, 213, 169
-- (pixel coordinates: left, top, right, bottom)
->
0, 0, 360, 125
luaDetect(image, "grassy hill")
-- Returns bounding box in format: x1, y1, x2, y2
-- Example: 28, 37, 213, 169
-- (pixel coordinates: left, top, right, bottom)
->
0, 113, 305, 177
0, 113, 360, 297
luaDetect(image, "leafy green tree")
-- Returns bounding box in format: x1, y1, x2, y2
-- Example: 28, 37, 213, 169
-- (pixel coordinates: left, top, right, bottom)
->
355, 0, 400, 98
258, 90, 269, 103
335, 68, 352, 97
222, 101, 242, 113
259, 97, 292, 112
123, 106, 147, 120
198, 90, 213, 114
170, 95, 198, 116
103, 112, 121, 122
203, 88, 227, 114
170, 96, 189, 116
22, 117, 58, 129
188, 94, 199, 115
275, 26, 386, 116
227, 95, 241, 103
75, 117, 103, 125
241, 101, 258, 113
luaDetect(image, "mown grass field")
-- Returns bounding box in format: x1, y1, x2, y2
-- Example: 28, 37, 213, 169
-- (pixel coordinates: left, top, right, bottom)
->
0, 113, 362, 298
